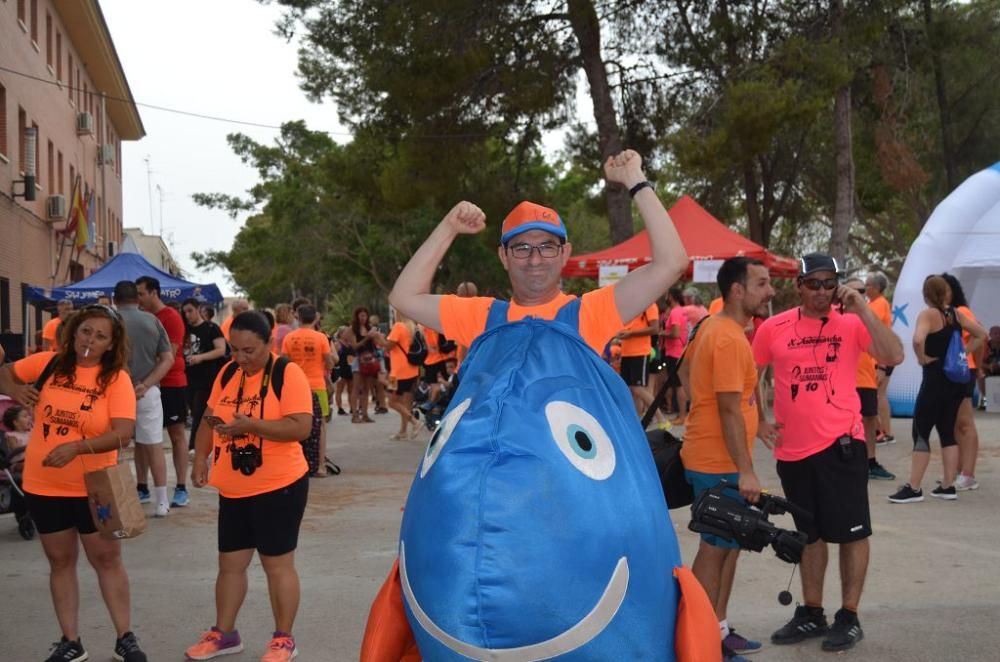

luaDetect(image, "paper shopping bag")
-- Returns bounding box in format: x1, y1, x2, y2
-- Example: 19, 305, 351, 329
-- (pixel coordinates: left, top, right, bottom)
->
84, 462, 147, 540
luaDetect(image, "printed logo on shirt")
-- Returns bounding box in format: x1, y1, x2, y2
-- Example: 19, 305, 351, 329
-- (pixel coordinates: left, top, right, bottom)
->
785, 333, 843, 350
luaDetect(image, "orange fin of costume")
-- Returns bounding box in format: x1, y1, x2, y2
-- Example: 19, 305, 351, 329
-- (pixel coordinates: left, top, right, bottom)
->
674, 566, 723, 662
360, 559, 421, 662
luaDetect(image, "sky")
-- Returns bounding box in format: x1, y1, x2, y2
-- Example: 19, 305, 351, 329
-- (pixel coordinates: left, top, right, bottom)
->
100, 0, 352, 297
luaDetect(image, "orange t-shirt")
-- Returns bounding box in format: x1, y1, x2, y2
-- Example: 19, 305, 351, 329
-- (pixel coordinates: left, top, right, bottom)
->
220, 316, 234, 342
42, 317, 63, 351
14, 352, 136, 497
958, 306, 978, 368
438, 287, 623, 356
855, 351, 878, 389
422, 327, 452, 366
387, 323, 420, 380
281, 327, 331, 390
680, 316, 759, 474
619, 303, 659, 358
206, 355, 312, 498
708, 297, 723, 315
868, 295, 892, 328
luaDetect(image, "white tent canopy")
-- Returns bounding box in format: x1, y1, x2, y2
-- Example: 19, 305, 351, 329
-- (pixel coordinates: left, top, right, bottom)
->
888, 162, 1000, 416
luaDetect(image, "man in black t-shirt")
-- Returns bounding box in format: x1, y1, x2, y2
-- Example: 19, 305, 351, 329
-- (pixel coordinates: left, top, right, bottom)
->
182, 298, 227, 448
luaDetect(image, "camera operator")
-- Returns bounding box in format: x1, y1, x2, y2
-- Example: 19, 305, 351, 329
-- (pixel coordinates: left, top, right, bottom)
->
679, 257, 774, 661
752, 254, 903, 653
188, 311, 313, 661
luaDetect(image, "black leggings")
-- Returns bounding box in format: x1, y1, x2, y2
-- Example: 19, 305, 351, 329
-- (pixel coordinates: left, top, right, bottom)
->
912, 366, 964, 451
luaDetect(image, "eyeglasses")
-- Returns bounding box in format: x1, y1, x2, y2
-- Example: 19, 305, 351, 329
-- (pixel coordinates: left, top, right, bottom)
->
82, 303, 122, 321
800, 277, 839, 291
506, 242, 563, 260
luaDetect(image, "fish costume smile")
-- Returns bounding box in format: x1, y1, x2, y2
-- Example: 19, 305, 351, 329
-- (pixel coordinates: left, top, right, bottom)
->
362, 301, 719, 661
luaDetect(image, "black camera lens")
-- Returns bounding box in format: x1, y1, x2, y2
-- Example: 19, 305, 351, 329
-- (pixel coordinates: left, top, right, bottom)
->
230, 443, 262, 476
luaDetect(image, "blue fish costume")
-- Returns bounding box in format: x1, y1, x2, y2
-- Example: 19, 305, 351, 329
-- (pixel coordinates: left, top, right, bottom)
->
362, 300, 719, 662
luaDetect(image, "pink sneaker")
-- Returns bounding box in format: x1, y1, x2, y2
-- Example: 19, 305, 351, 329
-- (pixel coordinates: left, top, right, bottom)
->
260, 633, 298, 662
185, 627, 243, 660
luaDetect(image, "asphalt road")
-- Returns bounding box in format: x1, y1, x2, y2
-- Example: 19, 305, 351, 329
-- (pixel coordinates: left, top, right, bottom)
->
3, 407, 998, 661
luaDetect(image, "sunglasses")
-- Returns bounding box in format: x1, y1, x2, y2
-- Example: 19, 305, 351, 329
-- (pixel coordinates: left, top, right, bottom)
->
800, 277, 839, 291
81, 303, 123, 322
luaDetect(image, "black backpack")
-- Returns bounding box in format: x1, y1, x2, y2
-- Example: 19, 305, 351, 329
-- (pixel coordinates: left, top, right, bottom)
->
406, 329, 428, 366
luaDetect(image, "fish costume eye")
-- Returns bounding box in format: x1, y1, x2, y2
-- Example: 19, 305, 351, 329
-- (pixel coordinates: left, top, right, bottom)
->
545, 400, 616, 480
419, 398, 472, 478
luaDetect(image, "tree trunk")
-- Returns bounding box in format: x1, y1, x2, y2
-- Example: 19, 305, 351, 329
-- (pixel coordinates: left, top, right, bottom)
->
566, 0, 633, 245
743, 162, 765, 246
829, 0, 854, 264
922, 0, 958, 192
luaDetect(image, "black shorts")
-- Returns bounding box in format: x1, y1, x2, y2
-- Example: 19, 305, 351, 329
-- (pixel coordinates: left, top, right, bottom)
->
423, 361, 447, 384
647, 354, 666, 375
776, 439, 871, 544
857, 387, 878, 417
395, 377, 417, 395
337, 363, 353, 381
664, 355, 681, 388
218, 473, 308, 556
962, 379, 975, 399
877, 365, 894, 377
160, 386, 189, 428
620, 356, 649, 387
25, 493, 97, 535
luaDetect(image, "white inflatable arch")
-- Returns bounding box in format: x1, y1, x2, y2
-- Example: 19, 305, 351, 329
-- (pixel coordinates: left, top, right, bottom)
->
889, 162, 1000, 416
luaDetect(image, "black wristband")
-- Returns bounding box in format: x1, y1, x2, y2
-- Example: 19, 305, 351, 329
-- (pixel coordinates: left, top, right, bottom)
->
628, 181, 653, 198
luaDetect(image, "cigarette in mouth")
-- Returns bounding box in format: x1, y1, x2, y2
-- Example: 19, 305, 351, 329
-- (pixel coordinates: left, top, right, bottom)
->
84, 347, 90, 357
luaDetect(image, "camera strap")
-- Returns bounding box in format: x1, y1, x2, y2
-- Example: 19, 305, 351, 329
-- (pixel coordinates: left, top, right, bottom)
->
234, 354, 274, 454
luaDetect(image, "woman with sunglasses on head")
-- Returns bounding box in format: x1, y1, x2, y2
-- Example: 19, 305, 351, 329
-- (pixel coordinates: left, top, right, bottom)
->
0, 304, 147, 662
889, 276, 986, 504
186, 311, 313, 662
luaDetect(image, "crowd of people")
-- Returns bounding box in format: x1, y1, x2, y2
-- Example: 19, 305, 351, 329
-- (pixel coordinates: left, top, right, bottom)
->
0, 146, 995, 662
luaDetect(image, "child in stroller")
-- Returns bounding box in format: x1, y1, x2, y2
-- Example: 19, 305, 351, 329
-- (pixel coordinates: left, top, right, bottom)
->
0, 397, 35, 539
412, 358, 458, 431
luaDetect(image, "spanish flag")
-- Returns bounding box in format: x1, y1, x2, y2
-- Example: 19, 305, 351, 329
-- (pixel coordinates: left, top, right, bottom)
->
70, 180, 88, 250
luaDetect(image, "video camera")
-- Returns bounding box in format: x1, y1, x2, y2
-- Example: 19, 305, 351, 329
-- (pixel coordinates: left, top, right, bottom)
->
689, 482, 810, 564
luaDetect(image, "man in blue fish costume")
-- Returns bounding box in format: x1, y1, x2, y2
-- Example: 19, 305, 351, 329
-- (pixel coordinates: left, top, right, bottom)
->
362, 150, 720, 661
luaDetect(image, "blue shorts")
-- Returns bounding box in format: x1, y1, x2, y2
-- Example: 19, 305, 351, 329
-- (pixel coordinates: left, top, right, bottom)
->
684, 469, 742, 549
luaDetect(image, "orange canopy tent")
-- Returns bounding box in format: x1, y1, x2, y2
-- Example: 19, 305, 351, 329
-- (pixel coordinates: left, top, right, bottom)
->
561, 195, 799, 279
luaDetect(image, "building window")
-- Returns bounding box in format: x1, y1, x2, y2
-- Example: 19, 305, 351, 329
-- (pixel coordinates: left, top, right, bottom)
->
47, 139, 53, 190
45, 12, 52, 68
68, 54, 73, 101
30, 0, 38, 44
32, 122, 39, 186
17, 107, 26, 174
17, 0, 25, 24
69, 164, 74, 193
0, 278, 10, 333
69, 262, 84, 283
56, 32, 62, 80
0, 84, 7, 158
76, 67, 81, 106
57, 151, 63, 194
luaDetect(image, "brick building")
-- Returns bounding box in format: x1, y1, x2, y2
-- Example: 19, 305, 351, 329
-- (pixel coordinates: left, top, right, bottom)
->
0, 0, 143, 352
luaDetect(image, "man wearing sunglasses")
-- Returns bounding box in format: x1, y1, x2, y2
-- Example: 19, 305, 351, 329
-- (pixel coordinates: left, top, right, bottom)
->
751, 253, 902, 653
389, 149, 688, 357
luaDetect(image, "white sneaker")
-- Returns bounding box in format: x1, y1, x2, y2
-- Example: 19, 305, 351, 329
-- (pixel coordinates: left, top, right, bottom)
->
154, 502, 170, 518
955, 475, 979, 491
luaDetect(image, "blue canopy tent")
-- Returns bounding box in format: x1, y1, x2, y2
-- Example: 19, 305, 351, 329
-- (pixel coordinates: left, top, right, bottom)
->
25, 252, 224, 305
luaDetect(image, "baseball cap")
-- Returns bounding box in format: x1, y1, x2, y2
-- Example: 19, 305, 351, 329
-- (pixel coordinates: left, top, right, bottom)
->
500, 201, 567, 245
798, 253, 841, 277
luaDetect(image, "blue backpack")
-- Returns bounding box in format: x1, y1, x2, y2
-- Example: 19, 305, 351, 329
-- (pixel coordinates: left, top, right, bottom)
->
943, 315, 972, 384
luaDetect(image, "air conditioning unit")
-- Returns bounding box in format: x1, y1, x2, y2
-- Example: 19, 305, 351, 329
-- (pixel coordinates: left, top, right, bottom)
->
107, 240, 118, 257
76, 112, 94, 135
46, 194, 67, 219
99, 144, 115, 166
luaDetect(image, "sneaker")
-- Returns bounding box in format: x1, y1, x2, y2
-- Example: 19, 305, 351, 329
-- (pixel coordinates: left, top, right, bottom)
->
955, 474, 980, 491
888, 483, 924, 504
136, 487, 151, 504
154, 502, 170, 518
875, 432, 895, 446
821, 608, 864, 652
771, 605, 828, 645
261, 633, 298, 662
185, 627, 243, 660
723, 629, 762, 655
868, 461, 895, 481
337, 407, 348, 416
113, 631, 148, 662
172, 487, 190, 508
45, 637, 88, 662
930, 484, 957, 500
722, 642, 750, 662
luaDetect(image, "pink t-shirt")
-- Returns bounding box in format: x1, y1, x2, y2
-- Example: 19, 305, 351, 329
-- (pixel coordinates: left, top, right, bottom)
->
751, 308, 872, 461
661, 306, 689, 358
682, 304, 709, 329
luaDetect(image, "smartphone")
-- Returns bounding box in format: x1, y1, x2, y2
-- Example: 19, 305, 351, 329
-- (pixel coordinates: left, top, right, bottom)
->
202, 415, 226, 429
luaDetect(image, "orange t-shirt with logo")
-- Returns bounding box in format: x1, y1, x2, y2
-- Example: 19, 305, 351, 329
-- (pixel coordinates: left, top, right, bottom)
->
206, 356, 312, 498
388, 323, 420, 380
422, 327, 453, 366
14, 352, 136, 497
438, 286, 623, 356
281, 327, 331, 390
42, 317, 63, 351
620, 303, 659, 358
680, 316, 759, 473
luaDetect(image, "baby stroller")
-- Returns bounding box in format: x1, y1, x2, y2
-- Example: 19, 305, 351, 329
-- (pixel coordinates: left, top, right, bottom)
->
0, 396, 35, 540
411, 374, 458, 432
